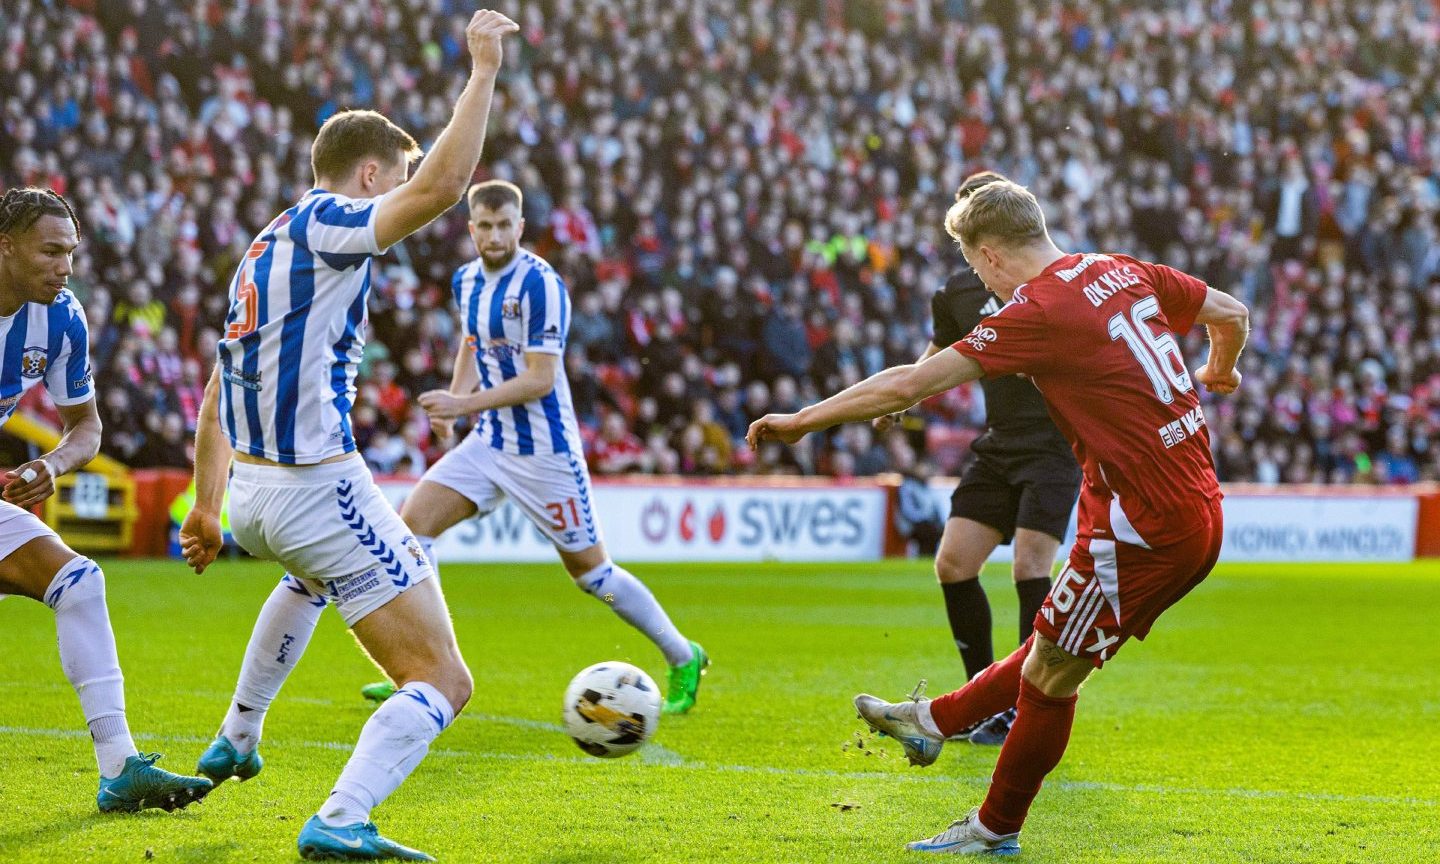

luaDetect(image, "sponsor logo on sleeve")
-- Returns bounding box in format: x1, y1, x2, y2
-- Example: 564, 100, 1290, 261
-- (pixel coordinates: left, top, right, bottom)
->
960, 325, 997, 352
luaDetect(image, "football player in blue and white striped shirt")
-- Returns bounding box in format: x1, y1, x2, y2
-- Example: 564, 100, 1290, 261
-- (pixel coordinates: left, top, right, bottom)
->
359, 181, 708, 714
180, 10, 518, 861
0, 187, 212, 811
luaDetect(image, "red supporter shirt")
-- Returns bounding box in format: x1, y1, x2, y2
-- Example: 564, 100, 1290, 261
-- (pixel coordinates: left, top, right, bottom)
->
951, 252, 1222, 547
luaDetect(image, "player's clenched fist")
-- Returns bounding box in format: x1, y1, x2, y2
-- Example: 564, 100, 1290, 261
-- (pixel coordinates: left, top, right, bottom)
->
419, 389, 472, 420
179, 508, 223, 574
1195, 366, 1242, 395
746, 414, 808, 449
466, 9, 519, 73
2, 458, 54, 508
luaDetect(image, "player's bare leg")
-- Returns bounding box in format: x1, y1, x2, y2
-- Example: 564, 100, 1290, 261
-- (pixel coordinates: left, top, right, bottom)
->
399, 479, 479, 574
298, 578, 470, 862
557, 541, 707, 714
359, 480, 476, 704
0, 535, 212, 811
968, 527, 1062, 745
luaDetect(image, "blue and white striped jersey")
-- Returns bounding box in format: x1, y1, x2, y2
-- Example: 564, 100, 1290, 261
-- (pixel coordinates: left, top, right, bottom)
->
216, 189, 388, 465
451, 249, 581, 456
0, 289, 92, 429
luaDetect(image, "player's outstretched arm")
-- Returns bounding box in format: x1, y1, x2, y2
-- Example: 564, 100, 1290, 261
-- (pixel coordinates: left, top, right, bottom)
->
373, 9, 519, 251
1, 398, 101, 508
875, 342, 942, 432
419, 351, 557, 419
180, 367, 232, 574
1193, 287, 1249, 395
748, 349, 983, 448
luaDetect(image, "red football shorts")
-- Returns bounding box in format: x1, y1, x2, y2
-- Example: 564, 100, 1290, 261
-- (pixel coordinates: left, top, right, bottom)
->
1033, 498, 1224, 667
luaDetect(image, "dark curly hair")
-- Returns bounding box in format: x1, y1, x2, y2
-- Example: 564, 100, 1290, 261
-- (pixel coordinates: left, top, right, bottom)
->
0, 187, 81, 238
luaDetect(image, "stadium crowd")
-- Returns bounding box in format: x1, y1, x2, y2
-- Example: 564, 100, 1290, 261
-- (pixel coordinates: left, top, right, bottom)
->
2, 0, 1437, 484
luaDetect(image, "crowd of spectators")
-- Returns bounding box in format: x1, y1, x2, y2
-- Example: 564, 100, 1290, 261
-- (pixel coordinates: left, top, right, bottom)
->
2, 0, 1438, 484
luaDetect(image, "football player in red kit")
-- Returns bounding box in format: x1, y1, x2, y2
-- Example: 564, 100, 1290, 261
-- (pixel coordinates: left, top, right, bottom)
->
747, 177, 1249, 855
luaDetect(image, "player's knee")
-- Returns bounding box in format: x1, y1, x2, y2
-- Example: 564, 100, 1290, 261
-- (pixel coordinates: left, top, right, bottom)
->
442, 663, 473, 713
935, 556, 980, 585
1012, 557, 1053, 584
1020, 637, 1092, 698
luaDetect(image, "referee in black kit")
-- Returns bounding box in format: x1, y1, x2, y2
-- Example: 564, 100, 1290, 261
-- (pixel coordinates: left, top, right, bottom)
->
878, 171, 1081, 745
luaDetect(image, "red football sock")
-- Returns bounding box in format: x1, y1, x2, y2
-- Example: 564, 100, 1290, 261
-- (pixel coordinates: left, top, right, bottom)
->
977, 677, 1078, 836
926, 635, 1031, 737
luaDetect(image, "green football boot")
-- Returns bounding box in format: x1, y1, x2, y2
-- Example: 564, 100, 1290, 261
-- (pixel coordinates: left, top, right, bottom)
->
96, 753, 213, 813
361, 681, 397, 704
662, 640, 709, 715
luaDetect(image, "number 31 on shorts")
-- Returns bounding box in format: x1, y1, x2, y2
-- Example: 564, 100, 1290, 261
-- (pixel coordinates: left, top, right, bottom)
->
545, 498, 581, 531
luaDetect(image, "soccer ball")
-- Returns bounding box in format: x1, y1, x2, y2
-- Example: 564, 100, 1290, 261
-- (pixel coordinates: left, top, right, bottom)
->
562, 662, 661, 758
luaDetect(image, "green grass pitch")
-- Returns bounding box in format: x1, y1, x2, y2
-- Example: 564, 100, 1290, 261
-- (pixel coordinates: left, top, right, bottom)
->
1, 557, 1437, 862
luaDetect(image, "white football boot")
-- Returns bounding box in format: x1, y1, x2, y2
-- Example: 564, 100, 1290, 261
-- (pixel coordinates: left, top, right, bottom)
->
906, 808, 1021, 856
853, 693, 944, 767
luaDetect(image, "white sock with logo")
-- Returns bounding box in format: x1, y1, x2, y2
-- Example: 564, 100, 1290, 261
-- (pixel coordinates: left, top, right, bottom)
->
320, 681, 455, 826
575, 561, 692, 666
45, 557, 137, 778
219, 574, 326, 754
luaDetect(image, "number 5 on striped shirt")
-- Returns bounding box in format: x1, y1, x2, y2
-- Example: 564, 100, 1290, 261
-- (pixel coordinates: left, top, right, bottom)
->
226, 241, 270, 339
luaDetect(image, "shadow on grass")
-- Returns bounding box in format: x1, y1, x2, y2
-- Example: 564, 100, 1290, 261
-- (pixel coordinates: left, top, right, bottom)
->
0, 805, 210, 856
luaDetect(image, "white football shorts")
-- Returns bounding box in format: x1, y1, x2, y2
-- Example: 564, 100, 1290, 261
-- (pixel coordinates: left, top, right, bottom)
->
228, 455, 433, 626
422, 433, 601, 553
0, 498, 58, 561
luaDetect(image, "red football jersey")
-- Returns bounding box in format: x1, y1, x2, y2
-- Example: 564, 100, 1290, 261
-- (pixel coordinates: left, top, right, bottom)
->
951, 252, 1222, 547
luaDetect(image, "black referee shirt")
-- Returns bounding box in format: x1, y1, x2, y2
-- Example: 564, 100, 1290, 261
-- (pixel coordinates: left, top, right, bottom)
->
931, 270, 1073, 457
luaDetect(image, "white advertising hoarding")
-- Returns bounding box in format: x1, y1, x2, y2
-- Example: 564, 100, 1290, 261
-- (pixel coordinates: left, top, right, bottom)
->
377, 481, 888, 563
924, 483, 1419, 564
1217, 494, 1417, 562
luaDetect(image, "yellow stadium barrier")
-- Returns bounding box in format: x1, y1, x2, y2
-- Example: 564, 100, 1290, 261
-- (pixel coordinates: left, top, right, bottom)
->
4, 412, 137, 553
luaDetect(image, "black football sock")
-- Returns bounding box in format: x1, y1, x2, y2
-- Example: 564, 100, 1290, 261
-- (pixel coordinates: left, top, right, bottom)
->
941, 579, 994, 681
1015, 576, 1053, 645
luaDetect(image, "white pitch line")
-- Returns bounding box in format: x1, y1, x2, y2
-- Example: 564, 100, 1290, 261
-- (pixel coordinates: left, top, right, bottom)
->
0, 725, 1431, 809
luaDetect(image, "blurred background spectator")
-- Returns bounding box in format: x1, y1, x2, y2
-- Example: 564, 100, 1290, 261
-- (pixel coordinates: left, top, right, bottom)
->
2, 0, 1436, 484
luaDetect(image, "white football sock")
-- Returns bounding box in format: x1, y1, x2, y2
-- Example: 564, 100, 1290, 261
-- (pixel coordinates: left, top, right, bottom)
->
219, 574, 326, 754
576, 562, 692, 666
320, 681, 454, 826
44, 557, 136, 778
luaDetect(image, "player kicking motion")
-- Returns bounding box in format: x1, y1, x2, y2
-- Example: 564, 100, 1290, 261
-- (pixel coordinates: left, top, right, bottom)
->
359, 180, 707, 714
748, 179, 1248, 855
180, 11, 517, 861
878, 172, 1080, 746
0, 188, 212, 811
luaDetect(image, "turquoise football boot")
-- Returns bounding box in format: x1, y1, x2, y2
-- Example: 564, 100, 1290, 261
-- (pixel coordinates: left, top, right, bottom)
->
96, 753, 213, 812
297, 815, 435, 861
195, 735, 263, 786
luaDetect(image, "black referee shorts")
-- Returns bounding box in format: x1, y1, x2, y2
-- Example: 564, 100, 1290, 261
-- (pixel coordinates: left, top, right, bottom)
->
949, 451, 1081, 544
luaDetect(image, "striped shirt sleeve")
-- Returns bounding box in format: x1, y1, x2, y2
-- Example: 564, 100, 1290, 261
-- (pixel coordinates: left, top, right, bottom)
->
304, 193, 388, 257
45, 302, 93, 405
521, 266, 568, 355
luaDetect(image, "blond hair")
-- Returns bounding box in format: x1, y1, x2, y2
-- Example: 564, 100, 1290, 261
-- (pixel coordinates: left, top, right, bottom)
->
943, 180, 1048, 249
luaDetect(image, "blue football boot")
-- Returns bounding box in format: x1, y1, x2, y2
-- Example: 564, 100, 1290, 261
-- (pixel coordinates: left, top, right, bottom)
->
195, 735, 263, 786
96, 753, 213, 812
297, 816, 435, 861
